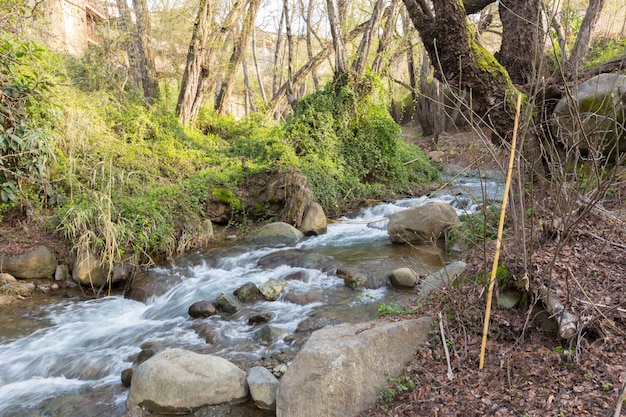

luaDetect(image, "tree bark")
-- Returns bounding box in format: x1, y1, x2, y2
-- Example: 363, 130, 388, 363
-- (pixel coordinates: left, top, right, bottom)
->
372, 0, 402, 73
132, 0, 160, 106
215, 0, 261, 115
303, 0, 320, 88
566, 0, 605, 75
327, 0, 347, 76
115, 0, 142, 91
283, 0, 295, 103
251, 28, 268, 105
271, 18, 370, 112
352, 0, 386, 77
176, 0, 212, 126
272, 6, 285, 95
496, 0, 545, 85
402, 0, 521, 139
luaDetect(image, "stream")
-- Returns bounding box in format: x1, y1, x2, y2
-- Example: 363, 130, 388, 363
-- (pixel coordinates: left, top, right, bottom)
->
0, 176, 503, 417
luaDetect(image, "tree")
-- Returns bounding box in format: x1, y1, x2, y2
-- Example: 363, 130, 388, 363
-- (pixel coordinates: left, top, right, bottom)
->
116, 0, 142, 91
132, 0, 160, 106
176, 0, 212, 126
214, 0, 262, 114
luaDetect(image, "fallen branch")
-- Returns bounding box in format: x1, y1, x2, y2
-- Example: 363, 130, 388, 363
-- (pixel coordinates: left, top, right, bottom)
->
582, 229, 626, 250
539, 285, 578, 339
438, 312, 454, 381
614, 373, 626, 417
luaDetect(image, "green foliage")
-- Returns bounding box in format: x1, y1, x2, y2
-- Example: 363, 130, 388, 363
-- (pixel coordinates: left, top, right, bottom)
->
284, 78, 438, 214
447, 203, 501, 252
377, 302, 418, 316
377, 372, 416, 404
0, 35, 57, 202
586, 37, 626, 69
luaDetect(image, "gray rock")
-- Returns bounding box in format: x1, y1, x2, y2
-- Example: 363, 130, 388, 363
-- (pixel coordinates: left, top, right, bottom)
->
257, 250, 335, 271
188, 300, 218, 318
498, 288, 522, 309
255, 325, 289, 346
0, 245, 56, 279
419, 261, 467, 299
276, 317, 433, 417
247, 366, 280, 410
389, 267, 418, 288
233, 282, 261, 302
553, 73, 626, 156
336, 267, 368, 290
250, 222, 304, 246
388, 202, 460, 244
0, 273, 16, 285
299, 202, 327, 236
126, 348, 248, 413
259, 278, 287, 301
215, 293, 241, 314
54, 264, 69, 281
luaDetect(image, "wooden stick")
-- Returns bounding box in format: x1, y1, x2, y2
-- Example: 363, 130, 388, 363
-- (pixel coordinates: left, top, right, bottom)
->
439, 312, 454, 380
614, 374, 626, 417
479, 93, 523, 370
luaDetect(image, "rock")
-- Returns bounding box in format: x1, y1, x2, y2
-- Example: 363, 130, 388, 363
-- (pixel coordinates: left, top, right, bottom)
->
553, 73, 626, 156
249, 222, 305, 246
126, 348, 248, 413
498, 288, 522, 309
121, 368, 133, 387
299, 202, 327, 236
259, 278, 287, 301
247, 366, 280, 410
111, 259, 134, 283
389, 267, 418, 288
418, 261, 467, 299
255, 325, 289, 346
336, 267, 368, 290
283, 289, 325, 305
388, 202, 460, 244
215, 293, 242, 314
188, 300, 218, 318
54, 264, 69, 281
248, 312, 273, 325
233, 282, 261, 302
73, 249, 107, 287
0, 273, 16, 285
0, 245, 56, 279
257, 250, 335, 271
276, 317, 433, 417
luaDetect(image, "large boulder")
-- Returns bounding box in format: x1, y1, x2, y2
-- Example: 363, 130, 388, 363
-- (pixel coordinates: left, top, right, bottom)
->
553, 73, 626, 156
126, 348, 248, 413
250, 222, 305, 246
276, 317, 433, 417
388, 202, 459, 244
258, 278, 287, 301
299, 202, 327, 236
0, 245, 56, 279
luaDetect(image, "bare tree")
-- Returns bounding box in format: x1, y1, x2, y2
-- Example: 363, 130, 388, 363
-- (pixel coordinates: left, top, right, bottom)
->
566, 0, 606, 74
352, 0, 386, 77
372, 0, 402, 73
115, 0, 142, 90
327, 0, 347, 76
132, 0, 160, 106
176, 0, 212, 126
215, 0, 262, 114
251, 28, 268, 105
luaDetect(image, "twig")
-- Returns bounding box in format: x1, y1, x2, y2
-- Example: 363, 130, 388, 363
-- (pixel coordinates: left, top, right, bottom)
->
614, 374, 626, 417
576, 299, 626, 315
438, 312, 454, 381
582, 229, 626, 250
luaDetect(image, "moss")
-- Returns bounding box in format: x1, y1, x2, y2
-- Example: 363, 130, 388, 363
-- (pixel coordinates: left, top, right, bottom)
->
211, 187, 242, 210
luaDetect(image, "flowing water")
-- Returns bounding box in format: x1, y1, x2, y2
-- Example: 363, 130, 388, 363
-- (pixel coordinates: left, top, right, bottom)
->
0, 177, 503, 417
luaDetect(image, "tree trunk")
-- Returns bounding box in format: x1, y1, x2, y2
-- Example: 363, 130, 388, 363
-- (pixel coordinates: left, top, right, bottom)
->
271, 18, 370, 113
352, 0, 386, 77
272, 6, 285, 95
327, 0, 347, 76
115, 0, 142, 91
496, 0, 545, 85
304, 0, 320, 88
176, 0, 212, 126
132, 0, 159, 106
372, 0, 402, 73
402, 0, 521, 139
251, 28, 268, 105
566, 0, 605, 75
242, 57, 256, 113
215, 0, 261, 115
283, 0, 295, 104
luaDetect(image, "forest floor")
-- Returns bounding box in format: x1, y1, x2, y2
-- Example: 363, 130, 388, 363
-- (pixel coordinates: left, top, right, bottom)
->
1, 123, 625, 417
360, 123, 626, 416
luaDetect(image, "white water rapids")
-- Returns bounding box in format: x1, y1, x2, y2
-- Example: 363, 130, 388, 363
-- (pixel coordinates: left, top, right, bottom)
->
0, 176, 503, 417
